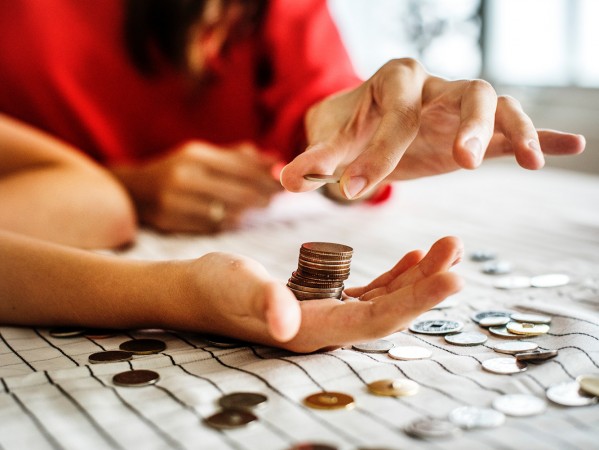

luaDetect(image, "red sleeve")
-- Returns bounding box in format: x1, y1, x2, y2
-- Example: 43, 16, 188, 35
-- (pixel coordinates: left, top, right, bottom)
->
258, 0, 362, 161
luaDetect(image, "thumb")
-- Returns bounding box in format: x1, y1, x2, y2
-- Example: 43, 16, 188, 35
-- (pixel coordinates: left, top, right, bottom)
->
262, 282, 301, 342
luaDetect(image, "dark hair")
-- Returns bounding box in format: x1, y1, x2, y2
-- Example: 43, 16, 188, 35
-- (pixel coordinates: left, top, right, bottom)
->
124, 0, 268, 75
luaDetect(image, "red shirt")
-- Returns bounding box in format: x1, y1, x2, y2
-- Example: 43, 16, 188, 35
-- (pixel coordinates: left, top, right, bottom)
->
0, 0, 361, 164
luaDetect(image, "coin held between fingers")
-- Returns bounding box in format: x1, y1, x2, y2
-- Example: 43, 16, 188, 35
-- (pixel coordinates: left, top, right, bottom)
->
208, 199, 226, 223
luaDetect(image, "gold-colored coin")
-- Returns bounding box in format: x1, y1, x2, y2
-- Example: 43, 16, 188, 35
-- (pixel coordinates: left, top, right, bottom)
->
506, 322, 550, 336
303, 392, 355, 410
577, 374, 599, 397
367, 379, 419, 397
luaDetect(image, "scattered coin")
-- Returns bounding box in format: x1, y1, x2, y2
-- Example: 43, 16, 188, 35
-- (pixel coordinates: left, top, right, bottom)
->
448, 406, 505, 429
304, 392, 355, 410
515, 349, 558, 361
404, 417, 462, 439
49, 327, 86, 338
482, 357, 527, 374
288, 443, 338, 450
409, 320, 464, 335
577, 374, 599, 397
367, 379, 419, 397
444, 332, 488, 346
492, 394, 547, 417
303, 174, 340, 184
112, 369, 160, 387
204, 409, 257, 429
482, 261, 512, 275
478, 316, 510, 328
488, 326, 522, 339
352, 339, 394, 353
471, 310, 513, 324
388, 346, 432, 361
510, 313, 552, 324
218, 392, 268, 411
470, 250, 497, 262
203, 335, 246, 348
493, 341, 539, 355
546, 381, 598, 407
84, 329, 117, 339
530, 273, 570, 288
506, 322, 550, 336
119, 338, 166, 355
88, 350, 133, 364
493, 276, 532, 290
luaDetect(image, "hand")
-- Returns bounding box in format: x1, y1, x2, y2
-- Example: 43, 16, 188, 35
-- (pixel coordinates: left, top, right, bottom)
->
169, 236, 464, 353
111, 141, 283, 233
280, 58, 586, 199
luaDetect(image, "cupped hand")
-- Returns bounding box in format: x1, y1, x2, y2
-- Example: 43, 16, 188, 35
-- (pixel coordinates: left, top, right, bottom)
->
111, 141, 283, 233
280, 58, 586, 199
175, 236, 464, 353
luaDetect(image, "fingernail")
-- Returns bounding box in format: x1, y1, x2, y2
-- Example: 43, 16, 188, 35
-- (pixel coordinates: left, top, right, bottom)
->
278, 165, 287, 184
464, 137, 482, 164
528, 139, 541, 153
343, 176, 367, 199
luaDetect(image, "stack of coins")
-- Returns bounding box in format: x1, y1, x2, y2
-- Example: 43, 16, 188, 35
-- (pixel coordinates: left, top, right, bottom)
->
287, 242, 353, 301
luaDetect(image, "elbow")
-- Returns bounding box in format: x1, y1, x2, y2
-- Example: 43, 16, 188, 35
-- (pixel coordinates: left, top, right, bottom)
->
83, 192, 138, 249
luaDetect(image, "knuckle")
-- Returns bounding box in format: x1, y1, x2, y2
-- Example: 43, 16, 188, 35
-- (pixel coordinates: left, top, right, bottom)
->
385, 57, 423, 75
467, 78, 494, 93
497, 94, 522, 110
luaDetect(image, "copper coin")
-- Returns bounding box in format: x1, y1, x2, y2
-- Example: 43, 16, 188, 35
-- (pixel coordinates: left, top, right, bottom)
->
367, 379, 419, 397
204, 409, 257, 429
88, 350, 133, 364
112, 369, 160, 387
303, 174, 340, 184
119, 339, 166, 355
49, 327, 86, 338
304, 392, 355, 410
218, 392, 268, 410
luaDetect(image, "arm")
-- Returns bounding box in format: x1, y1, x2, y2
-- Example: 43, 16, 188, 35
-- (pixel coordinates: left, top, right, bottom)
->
0, 114, 136, 248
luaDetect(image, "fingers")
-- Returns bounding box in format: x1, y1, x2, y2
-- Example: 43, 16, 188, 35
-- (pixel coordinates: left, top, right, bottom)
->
279, 142, 345, 192
262, 282, 301, 342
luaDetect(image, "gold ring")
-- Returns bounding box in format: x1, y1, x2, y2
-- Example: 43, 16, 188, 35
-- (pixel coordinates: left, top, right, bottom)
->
207, 200, 226, 223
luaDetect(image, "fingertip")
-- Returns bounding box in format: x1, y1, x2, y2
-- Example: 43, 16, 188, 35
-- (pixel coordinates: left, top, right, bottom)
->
454, 136, 483, 169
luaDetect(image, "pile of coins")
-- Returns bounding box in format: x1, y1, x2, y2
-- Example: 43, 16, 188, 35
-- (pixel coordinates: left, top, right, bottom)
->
287, 242, 353, 300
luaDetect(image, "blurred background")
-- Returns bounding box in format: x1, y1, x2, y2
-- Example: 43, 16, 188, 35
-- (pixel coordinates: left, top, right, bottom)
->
329, 0, 599, 174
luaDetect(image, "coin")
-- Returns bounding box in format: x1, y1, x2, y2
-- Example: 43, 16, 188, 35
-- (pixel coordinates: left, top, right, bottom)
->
577, 374, 599, 397
119, 338, 166, 355
301, 242, 353, 256
388, 346, 432, 361
470, 250, 497, 262
409, 320, 464, 335
488, 326, 523, 339
482, 261, 511, 275
112, 369, 160, 387
510, 313, 552, 324
493, 341, 539, 355
367, 379, 419, 397
444, 332, 487, 346
493, 276, 532, 290
204, 409, 257, 429
506, 322, 550, 336
84, 329, 117, 339
218, 392, 268, 410
303, 174, 340, 184
404, 417, 462, 439
546, 381, 598, 407
492, 394, 547, 416
448, 406, 505, 429
478, 316, 510, 327
288, 444, 338, 450
88, 350, 133, 364
49, 327, 86, 338
482, 357, 527, 374
352, 339, 394, 353
515, 350, 558, 361
304, 392, 355, 410
471, 310, 512, 324
203, 335, 246, 348
530, 273, 570, 288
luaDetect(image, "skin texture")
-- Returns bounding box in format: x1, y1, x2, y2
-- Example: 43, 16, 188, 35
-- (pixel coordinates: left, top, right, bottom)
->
0, 231, 463, 353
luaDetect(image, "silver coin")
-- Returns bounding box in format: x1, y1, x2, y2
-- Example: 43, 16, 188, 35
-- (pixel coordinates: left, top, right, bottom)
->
515, 350, 558, 361
470, 250, 497, 262
119, 338, 166, 355
303, 174, 340, 184
388, 346, 432, 361
506, 322, 550, 336
530, 273, 570, 288
482, 357, 527, 374
493, 276, 532, 290
482, 261, 512, 275
88, 350, 133, 364
510, 313, 552, 324
49, 327, 86, 338
444, 332, 487, 346
204, 409, 257, 429
448, 406, 505, 429
404, 417, 462, 439
471, 310, 512, 324
289, 444, 338, 450
478, 316, 510, 328
409, 320, 464, 335
492, 394, 547, 416
353, 339, 394, 353
577, 374, 599, 397
218, 392, 268, 410
203, 335, 246, 348
493, 341, 539, 355
546, 381, 599, 407
112, 369, 160, 387
488, 326, 523, 339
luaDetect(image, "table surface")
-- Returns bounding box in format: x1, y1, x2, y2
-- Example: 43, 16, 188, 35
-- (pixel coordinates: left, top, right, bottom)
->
1, 164, 598, 450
